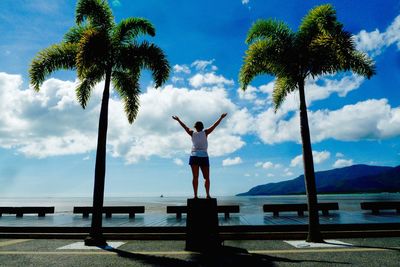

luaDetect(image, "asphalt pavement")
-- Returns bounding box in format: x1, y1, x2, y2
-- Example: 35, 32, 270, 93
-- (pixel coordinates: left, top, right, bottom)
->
0, 237, 399, 266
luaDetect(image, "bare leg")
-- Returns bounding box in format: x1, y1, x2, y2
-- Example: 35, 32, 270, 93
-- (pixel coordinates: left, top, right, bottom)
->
200, 165, 210, 198
191, 165, 199, 198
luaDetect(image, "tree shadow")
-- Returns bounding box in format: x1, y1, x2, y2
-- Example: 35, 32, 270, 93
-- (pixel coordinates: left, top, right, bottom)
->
100, 245, 350, 266
102, 246, 196, 267
323, 241, 400, 253
189, 245, 349, 266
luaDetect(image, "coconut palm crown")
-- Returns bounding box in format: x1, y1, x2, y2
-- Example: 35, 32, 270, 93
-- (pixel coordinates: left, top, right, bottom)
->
240, 4, 375, 242
30, 0, 170, 245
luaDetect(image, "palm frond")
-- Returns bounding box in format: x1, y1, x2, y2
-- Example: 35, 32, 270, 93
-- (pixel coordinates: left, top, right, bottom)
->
76, 28, 109, 78
246, 19, 293, 44
64, 25, 89, 43
112, 70, 141, 123
118, 42, 170, 87
76, 66, 104, 108
239, 39, 294, 89
76, 0, 114, 30
299, 4, 339, 37
348, 51, 376, 78
29, 43, 78, 91
113, 18, 155, 44
272, 76, 298, 111
308, 30, 375, 78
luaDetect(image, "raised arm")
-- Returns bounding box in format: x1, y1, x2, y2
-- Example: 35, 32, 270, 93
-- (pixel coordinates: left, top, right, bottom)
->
172, 116, 193, 136
205, 113, 227, 136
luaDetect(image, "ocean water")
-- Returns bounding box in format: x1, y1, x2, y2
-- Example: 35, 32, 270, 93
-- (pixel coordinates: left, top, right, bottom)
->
1, 193, 399, 215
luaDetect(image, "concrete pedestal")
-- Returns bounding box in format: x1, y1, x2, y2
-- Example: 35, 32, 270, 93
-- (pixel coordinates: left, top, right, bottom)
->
185, 198, 221, 252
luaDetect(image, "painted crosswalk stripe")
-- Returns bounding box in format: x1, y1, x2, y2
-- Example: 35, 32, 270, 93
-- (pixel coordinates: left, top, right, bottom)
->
284, 239, 353, 248
57, 241, 125, 250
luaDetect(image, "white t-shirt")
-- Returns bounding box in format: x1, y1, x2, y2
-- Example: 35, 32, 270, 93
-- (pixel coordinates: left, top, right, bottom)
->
191, 130, 208, 157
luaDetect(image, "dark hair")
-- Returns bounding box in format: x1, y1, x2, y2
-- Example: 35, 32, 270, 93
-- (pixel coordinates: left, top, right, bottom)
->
194, 121, 204, 131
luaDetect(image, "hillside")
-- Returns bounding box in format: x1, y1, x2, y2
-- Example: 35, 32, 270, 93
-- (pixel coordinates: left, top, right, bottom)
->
237, 164, 399, 196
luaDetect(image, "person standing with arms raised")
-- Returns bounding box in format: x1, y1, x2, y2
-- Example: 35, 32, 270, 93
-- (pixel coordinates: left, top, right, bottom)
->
172, 113, 227, 199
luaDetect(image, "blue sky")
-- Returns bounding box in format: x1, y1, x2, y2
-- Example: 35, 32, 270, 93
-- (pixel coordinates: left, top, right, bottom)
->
0, 0, 399, 197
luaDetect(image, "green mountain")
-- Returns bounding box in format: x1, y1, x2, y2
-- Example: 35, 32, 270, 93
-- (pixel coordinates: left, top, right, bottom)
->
237, 164, 399, 196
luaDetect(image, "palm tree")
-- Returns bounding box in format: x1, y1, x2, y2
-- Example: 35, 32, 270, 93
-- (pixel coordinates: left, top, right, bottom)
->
30, 0, 170, 246
240, 4, 375, 242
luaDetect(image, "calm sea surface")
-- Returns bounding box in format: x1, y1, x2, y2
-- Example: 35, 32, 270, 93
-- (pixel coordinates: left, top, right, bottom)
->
1, 193, 399, 215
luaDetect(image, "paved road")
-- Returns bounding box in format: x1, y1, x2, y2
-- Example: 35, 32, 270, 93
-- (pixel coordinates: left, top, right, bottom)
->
0, 237, 399, 266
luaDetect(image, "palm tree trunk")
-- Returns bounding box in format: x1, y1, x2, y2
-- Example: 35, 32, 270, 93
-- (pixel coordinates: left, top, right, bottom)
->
85, 68, 112, 246
298, 79, 324, 243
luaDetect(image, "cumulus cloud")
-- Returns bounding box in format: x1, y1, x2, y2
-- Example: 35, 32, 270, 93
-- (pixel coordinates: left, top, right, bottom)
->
173, 64, 191, 74
255, 99, 400, 145
225, 108, 255, 135
255, 161, 280, 169
354, 15, 400, 56
333, 159, 354, 168
313, 151, 331, 164
189, 72, 234, 88
290, 155, 302, 168
222, 156, 242, 166
237, 85, 258, 101
191, 59, 216, 71
290, 151, 331, 167
0, 72, 246, 163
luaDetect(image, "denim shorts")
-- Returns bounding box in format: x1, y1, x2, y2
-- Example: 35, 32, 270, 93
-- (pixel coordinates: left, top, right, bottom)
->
189, 156, 210, 166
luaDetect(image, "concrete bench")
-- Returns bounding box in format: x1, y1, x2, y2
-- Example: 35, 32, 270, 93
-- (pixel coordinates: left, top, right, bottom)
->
0, 207, 55, 217
263, 202, 339, 216
360, 201, 400, 215
167, 205, 240, 219
73, 206, 145, 218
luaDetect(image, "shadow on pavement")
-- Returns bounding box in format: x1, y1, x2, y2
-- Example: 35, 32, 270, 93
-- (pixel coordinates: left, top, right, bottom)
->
101, 245, 350, 266
189, 245, 349, 266
324, 241, 400, 252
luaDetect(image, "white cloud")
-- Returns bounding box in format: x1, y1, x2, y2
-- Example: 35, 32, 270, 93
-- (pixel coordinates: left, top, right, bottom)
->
256, 99, 400, 145
255, 162, 263, 167
0, 72, 246, 163
191, 59, 215, 71
173, 64, 191, 74
259, 82, 274, 94
333, 159, 354, 168
290, 155, 302, 167
189, 72, 234, 88
242, 0, 250, 4
284, 168, 294, 177
173, 158, 184, 166
336, 152, 344, 158
225, 108, 255, 135
261, 161, 274, 169
290, 151, 330, 167
237, 85, 257, 101
354, 15, 400, 56
222, 156, 242, 166
171, 76, 184, 83
313, 151, 331, 164
255, 161, 280, 169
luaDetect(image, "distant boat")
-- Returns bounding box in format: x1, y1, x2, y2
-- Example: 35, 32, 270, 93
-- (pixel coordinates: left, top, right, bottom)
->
160, 194, 164, 198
